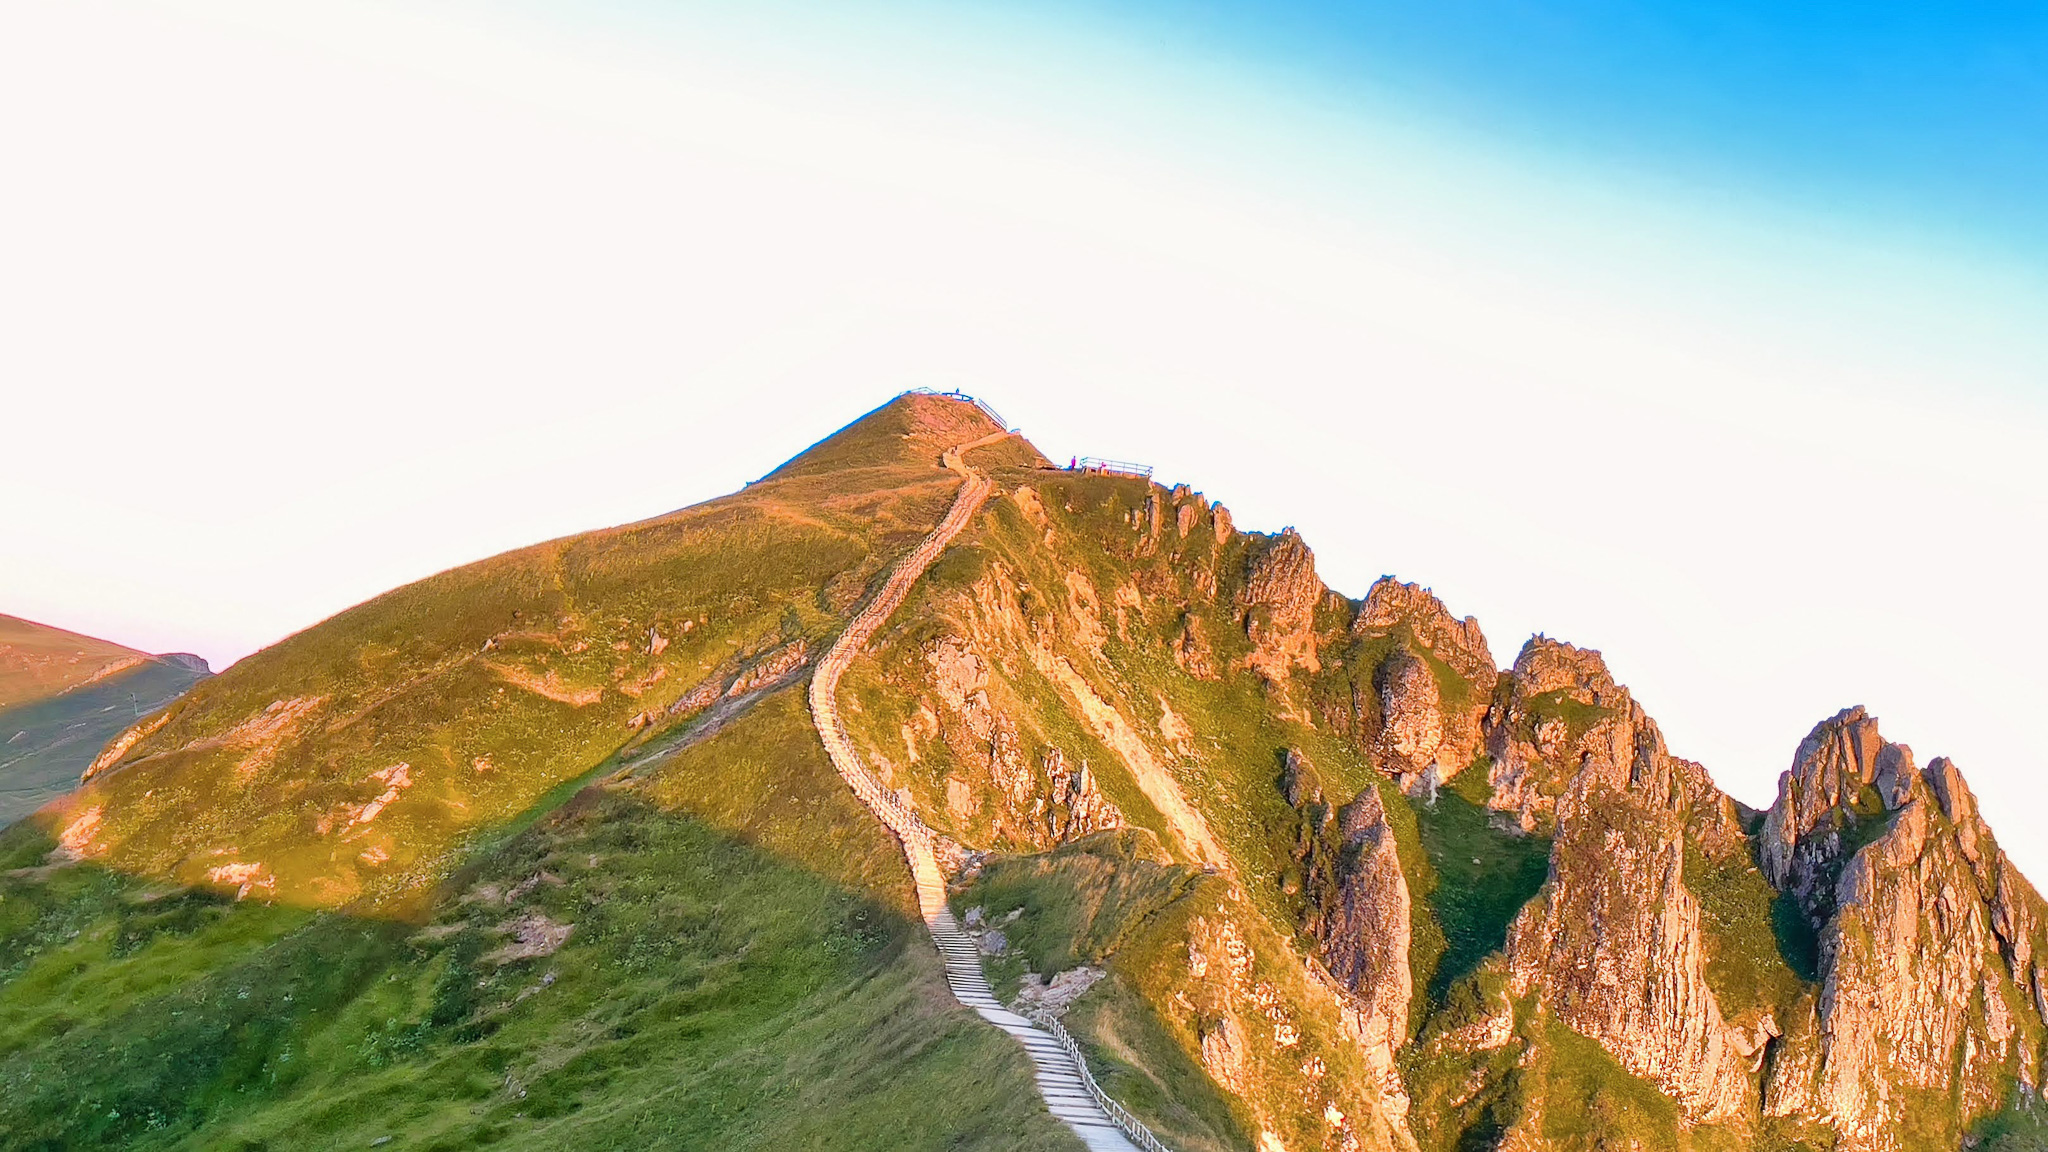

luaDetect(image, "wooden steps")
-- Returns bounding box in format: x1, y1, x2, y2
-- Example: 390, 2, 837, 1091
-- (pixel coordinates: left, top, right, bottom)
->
804, 411, 1161, 1152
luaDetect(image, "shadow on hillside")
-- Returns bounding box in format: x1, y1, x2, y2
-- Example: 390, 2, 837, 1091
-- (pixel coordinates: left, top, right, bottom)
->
0, 660, 208, 828
0, 778, 1078, 1152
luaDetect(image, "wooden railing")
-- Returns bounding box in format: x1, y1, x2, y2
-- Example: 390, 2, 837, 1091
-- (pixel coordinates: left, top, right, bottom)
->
1021, 1005, 1178, 1152
805, 400, 1178, 1152
906, 387, 1010, 431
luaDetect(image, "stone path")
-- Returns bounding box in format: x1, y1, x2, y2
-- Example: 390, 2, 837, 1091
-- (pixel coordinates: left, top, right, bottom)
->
806, 408, 1164, 1152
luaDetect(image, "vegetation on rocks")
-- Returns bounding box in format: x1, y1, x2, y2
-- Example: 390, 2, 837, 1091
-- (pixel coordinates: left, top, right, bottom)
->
6, 393, 2043, 1152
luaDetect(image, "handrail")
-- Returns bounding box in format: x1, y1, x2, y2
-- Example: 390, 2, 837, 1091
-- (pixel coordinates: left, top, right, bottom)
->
1073, 456, 1154, 479
1021, 1005, 1176, 1152
906, 387, 1009, 431
805, 401, 1177, 1152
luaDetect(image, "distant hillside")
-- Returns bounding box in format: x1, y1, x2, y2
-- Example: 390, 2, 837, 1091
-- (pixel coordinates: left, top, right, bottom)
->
0, 614, 153, 708
0, 616, 209, 827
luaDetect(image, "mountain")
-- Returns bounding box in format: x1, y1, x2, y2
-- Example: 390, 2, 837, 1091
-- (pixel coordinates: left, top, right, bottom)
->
0, 614, 159, 707
0, 616, 209, 828
4, 392, 2044, 1151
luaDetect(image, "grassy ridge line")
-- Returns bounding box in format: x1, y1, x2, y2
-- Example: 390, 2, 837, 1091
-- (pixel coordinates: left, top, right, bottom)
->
808, 413, 1166, 1151
27, 394, 991, 913
0, 614, 153, 709
0, 396, 1096, 1149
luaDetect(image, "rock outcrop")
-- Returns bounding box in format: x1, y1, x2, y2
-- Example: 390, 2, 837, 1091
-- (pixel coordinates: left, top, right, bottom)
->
1281, 749, 1416, 1131
1238, 529, 1324, 679
921, 634, 1124, 846
1756, 708, 2048, 1149
1484, 636, 1633, 832
1324, 788, 1414, 1064
1502, 684, 1753, 1124
1347, 578, 1495, 789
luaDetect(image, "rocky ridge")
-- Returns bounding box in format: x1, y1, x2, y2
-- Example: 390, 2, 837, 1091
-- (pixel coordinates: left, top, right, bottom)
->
14, 394, 2045, 1152
826, 405, 2048, 1151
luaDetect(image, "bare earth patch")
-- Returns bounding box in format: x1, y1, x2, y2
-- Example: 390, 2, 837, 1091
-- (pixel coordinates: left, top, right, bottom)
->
483, 912, 574, 964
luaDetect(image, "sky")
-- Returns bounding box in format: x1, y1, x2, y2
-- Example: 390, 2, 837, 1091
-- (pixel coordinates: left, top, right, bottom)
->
3, 1, 2045, 868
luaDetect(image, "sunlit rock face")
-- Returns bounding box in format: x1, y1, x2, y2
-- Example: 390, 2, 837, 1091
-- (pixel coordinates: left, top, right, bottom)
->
1348, 578, 1495, 793
1755, 708, 2048, 1149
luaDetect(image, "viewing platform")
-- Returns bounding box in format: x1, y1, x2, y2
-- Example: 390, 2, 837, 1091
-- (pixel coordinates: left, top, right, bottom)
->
1067, 456, 1154, 480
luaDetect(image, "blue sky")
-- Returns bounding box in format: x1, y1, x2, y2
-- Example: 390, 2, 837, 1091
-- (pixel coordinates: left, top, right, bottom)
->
4, 0, 2045, 869
1024, 0, 2048, 262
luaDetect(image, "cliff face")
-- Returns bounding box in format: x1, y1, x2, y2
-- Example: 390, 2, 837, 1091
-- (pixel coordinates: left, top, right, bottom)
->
1756, 709, 2048, 1149
860, 450, 2048, 1151
1239, 529, 1327, 680
1500, 665, 1753, 1125
1345, 579, 1494, 792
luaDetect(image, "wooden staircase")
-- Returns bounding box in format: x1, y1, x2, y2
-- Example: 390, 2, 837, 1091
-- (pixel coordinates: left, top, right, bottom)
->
805, 400, 1167, 1152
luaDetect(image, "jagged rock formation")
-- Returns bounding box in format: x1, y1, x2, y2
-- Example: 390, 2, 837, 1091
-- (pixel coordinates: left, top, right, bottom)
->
1502, 695, 1752, 1124
13, 394, 2046, 1152
1285, 750, 1415, 1115
1483, 636, 1633, 832
1239, 529, 1325, 680
1756, 708, 2048, 1149
1345, 578, 1495, 790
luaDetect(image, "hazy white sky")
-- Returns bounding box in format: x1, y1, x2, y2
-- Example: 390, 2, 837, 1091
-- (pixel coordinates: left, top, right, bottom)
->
4, 1, 2045, 869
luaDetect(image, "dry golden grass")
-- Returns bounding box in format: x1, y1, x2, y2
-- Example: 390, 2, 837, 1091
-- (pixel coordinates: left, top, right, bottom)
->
0, 614, 149, 709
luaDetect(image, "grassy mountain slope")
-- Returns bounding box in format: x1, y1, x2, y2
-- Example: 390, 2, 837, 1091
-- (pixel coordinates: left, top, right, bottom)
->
43, 397, 1008, 912
0, 616, 209, 828
8, 392, 2035, 1152
1, 395, 1081, 1151
0, 615, 152, 708
0, 690, 1074, 1151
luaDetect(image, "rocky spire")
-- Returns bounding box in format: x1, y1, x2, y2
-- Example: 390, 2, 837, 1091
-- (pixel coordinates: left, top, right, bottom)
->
1353, 578, 1495, 686
1348, 578, 1496, 789
1499, 656, 1752, 1123
1756, 709, 2048, 1148
1484, 637, 1641, 831
1236, 529, 1325, 679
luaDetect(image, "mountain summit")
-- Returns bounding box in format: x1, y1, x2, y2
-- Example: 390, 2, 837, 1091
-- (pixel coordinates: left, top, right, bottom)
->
5, 392, 2043, 1151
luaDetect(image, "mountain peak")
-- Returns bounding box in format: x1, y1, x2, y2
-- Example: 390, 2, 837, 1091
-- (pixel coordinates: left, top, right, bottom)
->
762, 391, 1041, 482
9, 393, 2045, 1152
1354, 577, 1495, 686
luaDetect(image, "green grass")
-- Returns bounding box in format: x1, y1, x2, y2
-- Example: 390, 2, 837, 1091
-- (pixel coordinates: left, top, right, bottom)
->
0, 689, 1080, 1152
1973, 1090, 2048, 1150
1529, 1016, 1682, 1151
1682, 837, 1810, 1021
1411, 771, 1551, 1003
1520, 689, 1613, 744
0, 658, 207, 827
1333, 627, 1484, 728
1770, 892, 1822, 983
1064, 975, 1253, 1152
952, 831, 1198, 980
